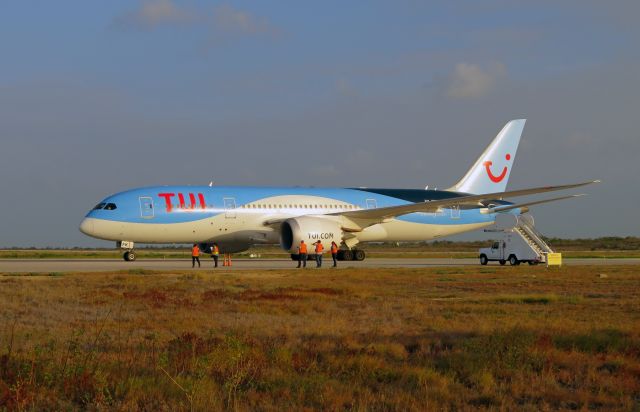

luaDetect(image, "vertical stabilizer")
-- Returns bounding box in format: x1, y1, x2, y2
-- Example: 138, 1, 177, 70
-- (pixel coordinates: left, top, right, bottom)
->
450, 119, 525, 194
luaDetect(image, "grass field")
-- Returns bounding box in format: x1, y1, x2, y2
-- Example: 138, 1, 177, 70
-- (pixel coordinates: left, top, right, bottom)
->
1, 265, 639, 410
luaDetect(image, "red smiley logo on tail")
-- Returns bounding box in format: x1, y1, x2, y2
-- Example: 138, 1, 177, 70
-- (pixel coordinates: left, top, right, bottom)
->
484, 153, 511, 183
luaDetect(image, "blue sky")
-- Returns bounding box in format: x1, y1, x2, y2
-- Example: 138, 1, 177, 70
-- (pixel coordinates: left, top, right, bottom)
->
1, 1, 639, 246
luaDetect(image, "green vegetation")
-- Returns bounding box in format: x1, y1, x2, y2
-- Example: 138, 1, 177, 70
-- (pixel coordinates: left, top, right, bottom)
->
2, 235, 640, 260
1, 265, 639, 410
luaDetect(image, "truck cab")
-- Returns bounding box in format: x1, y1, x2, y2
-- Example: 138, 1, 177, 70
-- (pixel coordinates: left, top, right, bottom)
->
480, 241, 508, 265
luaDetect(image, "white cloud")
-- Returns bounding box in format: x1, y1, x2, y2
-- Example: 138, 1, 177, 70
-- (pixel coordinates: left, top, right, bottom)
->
113, 2, 281, 40
213, 4, 280, 37
113, 0, 195, 29
446, 62, 506, 99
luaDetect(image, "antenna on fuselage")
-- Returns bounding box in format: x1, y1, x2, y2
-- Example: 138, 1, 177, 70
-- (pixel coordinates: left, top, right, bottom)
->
208, 181, 214, 187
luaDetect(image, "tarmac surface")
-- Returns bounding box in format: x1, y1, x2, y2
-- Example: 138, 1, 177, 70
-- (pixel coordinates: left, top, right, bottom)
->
1, 258, 639, 273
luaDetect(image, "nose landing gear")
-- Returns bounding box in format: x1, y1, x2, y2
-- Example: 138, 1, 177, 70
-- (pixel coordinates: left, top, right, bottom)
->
117, 241, 136, 262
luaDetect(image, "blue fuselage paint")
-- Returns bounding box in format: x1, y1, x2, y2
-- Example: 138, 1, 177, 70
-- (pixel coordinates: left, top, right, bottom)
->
85, 186, 511, 226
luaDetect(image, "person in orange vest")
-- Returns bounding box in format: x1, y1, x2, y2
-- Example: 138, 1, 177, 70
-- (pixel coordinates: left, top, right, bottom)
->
314, 240, 324, 268
210, 243, 219, 268
191, 244, 201, 268
297, 240, 307, 268
330, 241, 339, 267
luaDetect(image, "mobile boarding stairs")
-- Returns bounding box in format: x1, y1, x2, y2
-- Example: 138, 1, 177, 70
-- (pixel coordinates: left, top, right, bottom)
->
480, 214, 557, 266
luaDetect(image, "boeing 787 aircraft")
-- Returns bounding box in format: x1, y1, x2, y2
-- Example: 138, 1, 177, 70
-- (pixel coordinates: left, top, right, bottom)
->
80, 119, 597, 261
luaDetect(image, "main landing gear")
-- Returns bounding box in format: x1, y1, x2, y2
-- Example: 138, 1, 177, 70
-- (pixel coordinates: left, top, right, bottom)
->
289, 249, 366, 262
118, 241, 137, 262
338, 249, 366, 261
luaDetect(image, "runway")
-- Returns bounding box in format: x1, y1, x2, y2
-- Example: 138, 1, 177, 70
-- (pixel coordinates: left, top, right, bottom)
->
1, 257, 638, 273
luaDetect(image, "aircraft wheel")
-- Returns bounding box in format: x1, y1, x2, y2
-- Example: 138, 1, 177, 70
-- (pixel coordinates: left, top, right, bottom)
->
123, 251, 137, 261
509, 255, 518, 266
354, 250, 366, 261
479, 255, 488, 265
342, 249, 353, 261
499, 260, 506, 266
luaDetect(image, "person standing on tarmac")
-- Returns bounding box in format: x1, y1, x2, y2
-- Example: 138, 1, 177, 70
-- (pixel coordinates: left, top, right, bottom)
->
330, 241, 339, 267
191, 244, 201, 268
210, 243, 219, 268
297, 240, 307, 268
315, 240, 324, 268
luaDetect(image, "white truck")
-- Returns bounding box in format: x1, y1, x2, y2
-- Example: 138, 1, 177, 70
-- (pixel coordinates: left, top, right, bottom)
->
479, 214, 553, 266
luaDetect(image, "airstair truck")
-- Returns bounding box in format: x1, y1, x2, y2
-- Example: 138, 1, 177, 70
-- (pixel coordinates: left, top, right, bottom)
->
479, 214, 555, 266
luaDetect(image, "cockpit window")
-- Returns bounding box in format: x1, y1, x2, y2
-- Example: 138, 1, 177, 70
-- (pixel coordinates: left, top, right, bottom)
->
93, 203, 106, 210
104, 203, 117, 210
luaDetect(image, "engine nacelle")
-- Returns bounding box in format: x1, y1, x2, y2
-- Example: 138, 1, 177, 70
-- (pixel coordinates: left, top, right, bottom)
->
280, 217, 343, 252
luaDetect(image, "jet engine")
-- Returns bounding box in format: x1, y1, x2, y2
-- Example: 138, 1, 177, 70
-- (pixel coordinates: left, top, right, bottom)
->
280, 217, 343, 252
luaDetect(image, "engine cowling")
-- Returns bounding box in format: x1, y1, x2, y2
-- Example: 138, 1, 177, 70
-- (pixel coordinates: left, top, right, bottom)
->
280, 217, 343, 252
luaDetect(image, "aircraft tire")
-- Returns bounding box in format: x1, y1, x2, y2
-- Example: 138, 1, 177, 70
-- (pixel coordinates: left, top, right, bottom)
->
342, 249, 353, 261
354, 250, 366, 261
479, 254, 488, 265
123, 250, 137, 262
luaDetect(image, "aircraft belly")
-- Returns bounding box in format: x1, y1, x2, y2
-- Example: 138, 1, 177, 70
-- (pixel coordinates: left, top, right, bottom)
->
373, 220, 494, 242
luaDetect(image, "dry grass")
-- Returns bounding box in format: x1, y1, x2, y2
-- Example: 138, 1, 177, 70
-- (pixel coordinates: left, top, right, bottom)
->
0, 265, 639, 410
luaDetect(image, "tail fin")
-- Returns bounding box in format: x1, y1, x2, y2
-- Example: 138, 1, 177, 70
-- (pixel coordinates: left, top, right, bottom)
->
449, 119, 525, 194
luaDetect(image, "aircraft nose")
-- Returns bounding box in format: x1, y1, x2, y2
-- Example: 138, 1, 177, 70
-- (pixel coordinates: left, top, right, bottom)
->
79, 218, 94, 236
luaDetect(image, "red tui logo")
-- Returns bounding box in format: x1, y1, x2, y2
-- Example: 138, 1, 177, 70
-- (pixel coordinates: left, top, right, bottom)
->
483, 153, 511, 183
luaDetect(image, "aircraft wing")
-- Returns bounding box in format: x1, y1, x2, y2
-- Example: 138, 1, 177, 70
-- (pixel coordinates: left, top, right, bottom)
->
337, 180, 599, 221
486, 194, 585, 213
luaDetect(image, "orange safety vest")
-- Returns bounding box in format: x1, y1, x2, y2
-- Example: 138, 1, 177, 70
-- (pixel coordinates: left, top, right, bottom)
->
331, 244, 338, 254
299, 242, 307, 254
192, 246, 200, 257
212, 245, 219, 255
315, 242, 324, 253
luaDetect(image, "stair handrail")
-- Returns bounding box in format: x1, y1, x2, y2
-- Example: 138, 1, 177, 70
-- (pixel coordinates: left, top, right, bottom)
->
518, 221, 553, 253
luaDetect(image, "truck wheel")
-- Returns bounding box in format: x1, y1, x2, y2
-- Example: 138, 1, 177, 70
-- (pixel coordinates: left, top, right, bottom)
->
499, 260, 506, 266
509, 255, 518, 266
479, 255, 488, 265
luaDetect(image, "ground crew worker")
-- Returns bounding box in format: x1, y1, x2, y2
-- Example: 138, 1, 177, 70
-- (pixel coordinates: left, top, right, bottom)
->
191, 244, 201, 268
211, 243, 219, 268
330, 241, 339, 267
297, 240, 307, 268
315, 240, 324, 268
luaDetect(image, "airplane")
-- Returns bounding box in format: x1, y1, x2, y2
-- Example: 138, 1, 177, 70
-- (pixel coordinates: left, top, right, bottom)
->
79, 119, 598, 262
